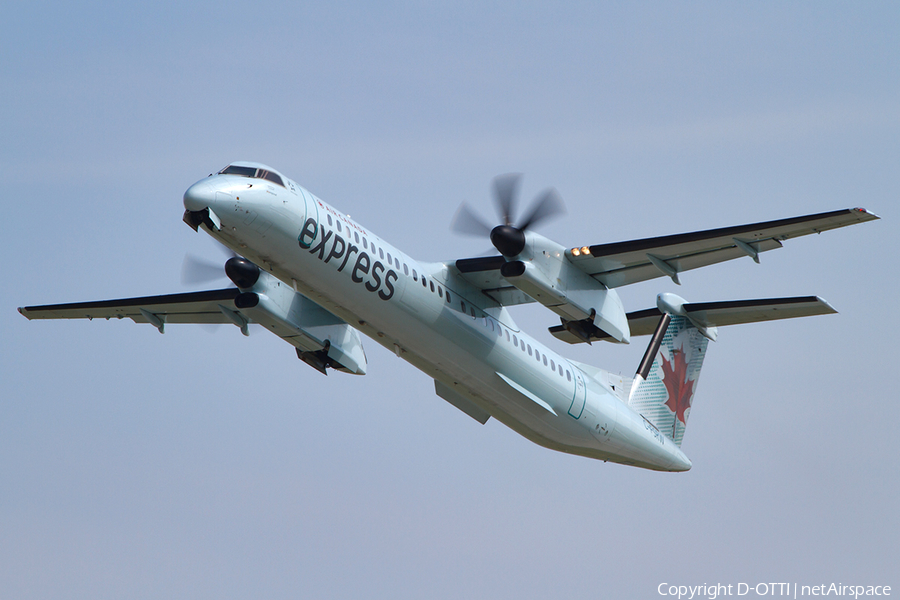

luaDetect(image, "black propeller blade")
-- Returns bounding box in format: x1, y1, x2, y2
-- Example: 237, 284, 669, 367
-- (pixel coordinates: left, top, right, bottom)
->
181, 254, 227, 285
451, 173, 566, 257
450, 203, 493, 238
518, 187, 564, 232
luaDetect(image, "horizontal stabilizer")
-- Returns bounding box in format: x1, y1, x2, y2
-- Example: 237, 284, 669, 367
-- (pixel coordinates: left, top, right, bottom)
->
550, 296, 836, 344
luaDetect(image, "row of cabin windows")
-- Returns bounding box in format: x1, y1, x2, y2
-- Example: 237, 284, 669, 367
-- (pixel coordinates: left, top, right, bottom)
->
325, 214, 406, 272
318, 214, 483, 320
320, 212, 458, 311
480, 314, 572, 382
322, 212, 573, 382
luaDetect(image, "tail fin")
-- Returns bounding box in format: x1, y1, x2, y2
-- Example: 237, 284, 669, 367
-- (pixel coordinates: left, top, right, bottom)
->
626, 293, 838, 446
628, 311, 710, 447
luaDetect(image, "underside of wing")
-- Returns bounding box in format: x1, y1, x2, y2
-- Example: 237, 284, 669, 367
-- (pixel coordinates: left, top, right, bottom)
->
18, 288, 242, 328
571, 207, 878, 288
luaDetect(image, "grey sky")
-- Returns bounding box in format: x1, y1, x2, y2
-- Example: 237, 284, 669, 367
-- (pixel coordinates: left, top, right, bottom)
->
3, 2, 897, 598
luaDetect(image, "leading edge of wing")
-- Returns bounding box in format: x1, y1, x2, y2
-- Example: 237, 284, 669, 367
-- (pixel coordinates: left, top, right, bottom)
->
18, 288, 241, 323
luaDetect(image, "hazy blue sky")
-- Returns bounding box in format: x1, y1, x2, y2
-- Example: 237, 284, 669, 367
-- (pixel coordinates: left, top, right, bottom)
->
3, 2, 897, 598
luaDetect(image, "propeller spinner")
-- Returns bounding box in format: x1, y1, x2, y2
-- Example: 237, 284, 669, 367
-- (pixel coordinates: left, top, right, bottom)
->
452, 173, 565, 257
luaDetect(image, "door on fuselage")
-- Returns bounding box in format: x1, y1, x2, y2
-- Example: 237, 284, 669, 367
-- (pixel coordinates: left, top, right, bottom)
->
568, 369, 586, 419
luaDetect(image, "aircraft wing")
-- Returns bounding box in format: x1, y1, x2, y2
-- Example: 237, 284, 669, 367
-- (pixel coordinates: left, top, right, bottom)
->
18, 288, 243, 332
570, 207, 877, 287
455, 208, 878, 299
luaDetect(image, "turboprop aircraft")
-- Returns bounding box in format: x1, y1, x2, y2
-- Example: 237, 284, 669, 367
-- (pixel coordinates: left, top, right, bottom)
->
19, 162, 879, 471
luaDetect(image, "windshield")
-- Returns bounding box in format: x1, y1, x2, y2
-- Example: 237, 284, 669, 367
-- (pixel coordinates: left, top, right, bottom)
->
218, 164, 285, 188
219, 165, 257, 177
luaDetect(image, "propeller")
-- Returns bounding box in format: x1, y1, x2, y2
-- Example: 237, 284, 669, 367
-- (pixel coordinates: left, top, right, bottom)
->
451, 173, 565, 257
181, 241, 260, 289
179, 242, 261, 336
181, 254, 227, 285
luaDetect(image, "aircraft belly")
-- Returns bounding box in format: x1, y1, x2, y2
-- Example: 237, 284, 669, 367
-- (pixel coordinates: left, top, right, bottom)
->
275, 256, 681, 467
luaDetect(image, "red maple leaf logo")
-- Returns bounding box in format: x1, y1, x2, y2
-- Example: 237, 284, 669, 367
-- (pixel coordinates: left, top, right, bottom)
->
660, 348, 695, 425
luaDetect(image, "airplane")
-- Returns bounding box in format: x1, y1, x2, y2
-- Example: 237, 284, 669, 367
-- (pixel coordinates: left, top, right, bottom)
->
18, 162, 879, 471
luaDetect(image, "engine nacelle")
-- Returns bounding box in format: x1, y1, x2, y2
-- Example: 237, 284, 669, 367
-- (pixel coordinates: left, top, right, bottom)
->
500, 257, 629, 343
234, 272, 367, 375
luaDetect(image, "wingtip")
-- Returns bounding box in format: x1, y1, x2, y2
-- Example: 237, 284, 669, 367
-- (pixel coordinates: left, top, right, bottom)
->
853, 207, 881, 220
815, 296, 839, 314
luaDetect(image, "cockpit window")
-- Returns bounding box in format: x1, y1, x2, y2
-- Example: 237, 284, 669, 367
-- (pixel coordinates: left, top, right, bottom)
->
219, 165, 257, 177
259, 170, 284, 187
218, 164, 285, 188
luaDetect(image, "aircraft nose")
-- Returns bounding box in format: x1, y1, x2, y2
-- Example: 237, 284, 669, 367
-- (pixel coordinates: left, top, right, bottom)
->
183, 180, 217, 212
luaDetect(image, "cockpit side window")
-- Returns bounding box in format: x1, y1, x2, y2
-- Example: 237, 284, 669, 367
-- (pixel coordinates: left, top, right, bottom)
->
259, 169, 285, 187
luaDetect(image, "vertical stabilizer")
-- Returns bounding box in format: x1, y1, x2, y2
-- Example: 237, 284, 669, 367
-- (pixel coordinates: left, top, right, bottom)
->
628, 305, 710, 447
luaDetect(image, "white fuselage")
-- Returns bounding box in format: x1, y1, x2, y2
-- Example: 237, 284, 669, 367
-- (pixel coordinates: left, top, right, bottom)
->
184, 170, 691, 471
